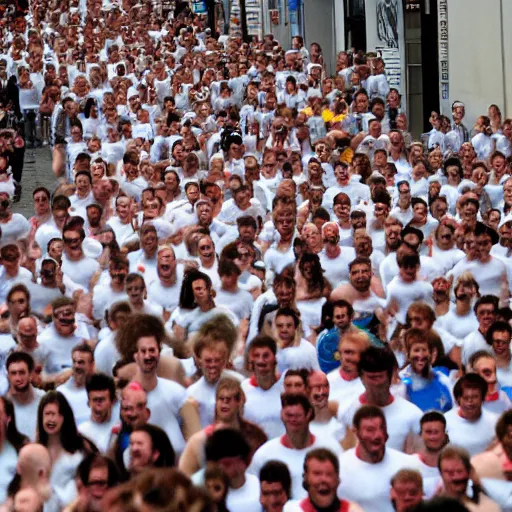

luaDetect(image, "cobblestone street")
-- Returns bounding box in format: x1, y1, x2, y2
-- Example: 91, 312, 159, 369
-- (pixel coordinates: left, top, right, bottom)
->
13, 147, 58, 218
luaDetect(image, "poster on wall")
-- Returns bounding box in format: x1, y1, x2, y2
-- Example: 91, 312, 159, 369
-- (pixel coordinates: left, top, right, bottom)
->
438, 0, 450, 115
365, 0, 406, 111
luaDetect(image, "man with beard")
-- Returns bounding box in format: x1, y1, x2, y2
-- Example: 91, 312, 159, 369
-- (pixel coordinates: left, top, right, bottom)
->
186, 316, 241, 428
399, 329, 453, 413
431, 275, 451, 317
307, 372, 344, 442
318, 222, 356, 288
39, 298, 89, 375
108, 381, 150, 478
338, 406, 420, 512
57, 343, 95, 425
331, 257, 386, 329
79, 374, 119, 453
85, 204, 104, 236
438, 446, 500, 511
436, 273, 479, 342
92, 255, 129, 323
70, 454, 120, 512
132, 314, 200, 456
146, 246, 184, 318
284, 448, 363, 512
6, 352, 45, 441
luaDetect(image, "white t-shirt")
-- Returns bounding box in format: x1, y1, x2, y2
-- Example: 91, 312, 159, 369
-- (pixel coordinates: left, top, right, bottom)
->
215, 288, 254, 321
0, 441, 18, 503
444, 408, 498, 456
106, 216, 137, 246
11, 387, 46, 441
461, 330, 489, 367
338, 395, 423, 452
242, 376, 285, 439
92, 284, 128, 322
146, 377, 188, 454
248, 435, 343, 499
386, 276, 434, 324
79, 413, 119, 453
226, 474, 261, 512
146, 265, 184, 313
39, 325, 85, 374
0, 214, 31, 244
277, 339, 320, 374
57, 377, 90, 426
61, 254, 100, 292
170, 306, 239, 338
318, 247, 356, 288
338, 448, 421, 512
327, 370, 365, 408
94, 331, 120, 377
436, 306, 478, 341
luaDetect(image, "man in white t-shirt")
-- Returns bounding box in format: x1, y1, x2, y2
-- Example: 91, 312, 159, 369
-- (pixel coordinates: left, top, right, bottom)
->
57, 343, 95, 426
444, 373, 498, 456
91, 254, 129, 323
242, 335, 285, 439
460, 295, 499, 366
39, 297, 88, 374
131, 314, 200, 455
338, 405, 421, 512
61, 224, 100, 292
106, 195, 138, 246
146, 246, 184, 316
338, 345, 423, 453
186, 315, 242, 428
248, 393, 342, 500
6, 352, 45, 441
79, 373, 119, 453
327, 330, 369, 406
205, 428, 261, 512
386, 251, 434, 325
283, 448, 364, 511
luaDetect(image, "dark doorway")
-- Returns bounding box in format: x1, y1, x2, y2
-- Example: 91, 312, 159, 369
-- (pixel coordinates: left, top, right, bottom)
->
345, 0, 367, 51
420, 0, 440, 132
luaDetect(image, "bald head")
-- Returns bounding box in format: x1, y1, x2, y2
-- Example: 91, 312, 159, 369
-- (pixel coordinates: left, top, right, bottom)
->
17, 444, 51, 479
18, 316, 37, 332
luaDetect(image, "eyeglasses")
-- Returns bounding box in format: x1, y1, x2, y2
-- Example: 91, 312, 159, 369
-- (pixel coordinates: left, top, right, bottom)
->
63, 236, 81, 245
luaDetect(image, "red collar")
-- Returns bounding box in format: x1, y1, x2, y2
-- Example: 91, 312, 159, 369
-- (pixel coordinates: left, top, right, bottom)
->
359, 393, 394, 406
280, 433, 316, 449
299, 497, 350, 512
339, 369, 358, 381
486, 390, 500, 402
249, 373, 280, 387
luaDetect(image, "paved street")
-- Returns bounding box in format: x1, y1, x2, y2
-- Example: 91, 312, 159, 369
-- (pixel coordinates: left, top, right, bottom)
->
13, 147, 58, 218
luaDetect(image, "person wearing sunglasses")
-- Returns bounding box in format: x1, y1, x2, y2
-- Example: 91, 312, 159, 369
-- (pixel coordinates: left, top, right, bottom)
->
60, 224, 100, 292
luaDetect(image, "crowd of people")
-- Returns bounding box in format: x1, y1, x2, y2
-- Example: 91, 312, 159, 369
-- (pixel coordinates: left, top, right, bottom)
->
0, 0, 511, 510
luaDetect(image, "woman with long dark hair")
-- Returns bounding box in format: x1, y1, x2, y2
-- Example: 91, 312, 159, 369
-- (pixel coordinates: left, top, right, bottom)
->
0, 396, 29, 503
37, 391, 96, 507
169, 269, 238, 342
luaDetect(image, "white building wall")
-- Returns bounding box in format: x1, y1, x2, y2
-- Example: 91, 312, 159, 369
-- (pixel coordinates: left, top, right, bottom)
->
445, 0, 507, 126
